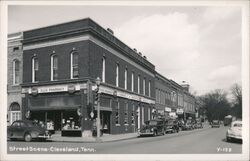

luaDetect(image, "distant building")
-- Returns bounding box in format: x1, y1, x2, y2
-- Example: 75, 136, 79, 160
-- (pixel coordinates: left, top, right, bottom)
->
7, 32, 23, 125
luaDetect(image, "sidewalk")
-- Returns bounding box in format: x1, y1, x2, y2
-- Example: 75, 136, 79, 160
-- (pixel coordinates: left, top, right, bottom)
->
48, 132, 138, 143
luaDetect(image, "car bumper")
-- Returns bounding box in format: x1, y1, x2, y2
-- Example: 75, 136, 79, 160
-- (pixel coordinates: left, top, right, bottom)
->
227, 134, 242, 140
37, 134, 51, 139
138, 132, 154, 136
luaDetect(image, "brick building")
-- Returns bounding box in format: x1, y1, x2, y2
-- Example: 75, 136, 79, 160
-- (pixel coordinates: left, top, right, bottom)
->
21, 18, 155, 136
7, 32, 23, 125
155, 72, 196, 120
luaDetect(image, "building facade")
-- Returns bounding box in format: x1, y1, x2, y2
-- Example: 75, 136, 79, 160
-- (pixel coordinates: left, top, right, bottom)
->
155, 73, 196, 121
21, 18, 155, 136
7, 32, 23, 126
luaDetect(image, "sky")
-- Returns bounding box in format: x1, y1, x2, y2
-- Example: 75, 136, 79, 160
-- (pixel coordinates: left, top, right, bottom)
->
8, 4, 242, 96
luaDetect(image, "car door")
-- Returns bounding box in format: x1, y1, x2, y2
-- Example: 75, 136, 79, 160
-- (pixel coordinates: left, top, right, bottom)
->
9, 121, 21, 138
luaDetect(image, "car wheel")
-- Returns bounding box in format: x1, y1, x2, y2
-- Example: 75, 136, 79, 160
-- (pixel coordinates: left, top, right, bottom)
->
24, 133, 32, 142
226, 136, 231, 142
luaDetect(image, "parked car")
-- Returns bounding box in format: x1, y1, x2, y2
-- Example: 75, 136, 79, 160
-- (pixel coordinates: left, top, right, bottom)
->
165, 119, 179, 133
138, 120, 165, 137
182, 122, 193, 130
7, 120, 51, 142
211, 120, 220, 128
226, 121, 242, 142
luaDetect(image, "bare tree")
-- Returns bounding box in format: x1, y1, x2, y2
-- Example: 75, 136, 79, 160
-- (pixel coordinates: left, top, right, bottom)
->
230, 83, 242, 118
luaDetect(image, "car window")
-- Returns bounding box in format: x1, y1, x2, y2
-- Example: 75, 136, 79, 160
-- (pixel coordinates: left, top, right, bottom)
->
12, 122, 20, 127
148, 121, 157, 126
20, 122, 26, 127
233, 123, 242, 127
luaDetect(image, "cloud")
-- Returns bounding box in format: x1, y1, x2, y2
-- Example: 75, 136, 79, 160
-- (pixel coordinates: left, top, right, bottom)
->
114, 13, 201, 76
208, 65, 239, 81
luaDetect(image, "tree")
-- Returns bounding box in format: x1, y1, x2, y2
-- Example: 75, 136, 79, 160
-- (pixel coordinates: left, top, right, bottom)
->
199, 89, 230, 122
230, 83, 242, 118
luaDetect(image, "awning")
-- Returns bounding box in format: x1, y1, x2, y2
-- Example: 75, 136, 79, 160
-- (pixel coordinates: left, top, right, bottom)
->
94, 106, 112, 112
28, 106, 80, 111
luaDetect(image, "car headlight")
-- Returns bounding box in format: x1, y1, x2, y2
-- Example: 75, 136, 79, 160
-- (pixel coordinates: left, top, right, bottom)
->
151, 128, 154, 132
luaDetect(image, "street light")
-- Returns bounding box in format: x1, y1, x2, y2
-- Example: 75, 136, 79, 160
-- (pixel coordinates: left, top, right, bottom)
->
96, 77, 101, 140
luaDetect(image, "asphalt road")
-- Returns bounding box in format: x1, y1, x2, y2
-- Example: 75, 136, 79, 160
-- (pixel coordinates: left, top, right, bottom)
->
7, 126, 242, 154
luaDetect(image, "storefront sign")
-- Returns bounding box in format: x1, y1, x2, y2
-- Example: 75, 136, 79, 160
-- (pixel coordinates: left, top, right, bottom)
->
176, 108, 184, 114
165, 107, 171, 112
98, 85, 155, 104
38, 86, 68, 93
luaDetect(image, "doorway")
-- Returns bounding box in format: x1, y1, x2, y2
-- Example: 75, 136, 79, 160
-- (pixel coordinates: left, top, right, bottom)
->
100, 111, 111, 134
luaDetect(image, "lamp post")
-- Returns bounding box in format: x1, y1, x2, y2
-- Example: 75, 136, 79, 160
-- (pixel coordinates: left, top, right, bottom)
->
96, 77, 101, 139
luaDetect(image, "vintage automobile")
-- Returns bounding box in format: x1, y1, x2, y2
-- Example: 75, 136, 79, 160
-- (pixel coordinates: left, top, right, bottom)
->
7, 120, 51, 142
211, 120, 220, 128
181, 122, 193, 130
226, 120, 242, 142
138, 120, 165, 137
165, 119, 179, 133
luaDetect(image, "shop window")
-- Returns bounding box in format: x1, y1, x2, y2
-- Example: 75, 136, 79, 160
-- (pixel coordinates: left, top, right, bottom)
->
124, 68, 127, 90
116, 63, 119, 87
131, 72, 134, 92
115, 102, 120, 125
51, 55, 58, 81
9, 102, 21, 124
124, 103, 128, 125
32, 57, 39, 83
62, 110, 81, 130
102, 57, 105, 83
131, 104, 135, 124
13, 59, 20, 85
71, 52, 79, 79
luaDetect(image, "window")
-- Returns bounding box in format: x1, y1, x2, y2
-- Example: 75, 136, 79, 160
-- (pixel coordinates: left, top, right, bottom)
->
102, 57, 105, 83
148, 80, 151, 97
124, 68, 127, 90
124, 102, 128, 125
13, 47, 19, 52
51, 55, 58, 81
32, 57, 38, 83
71, 52, 79, 79
142, 107, 144, 125
116, 63, 119, 87
131, 104, 135, 124
138, 75, 140, 94
115, 102, 120, 125
13, 60, 20, 85
131, 72, 134, 92
143, 78, 146, 95
148, 108, 151, 120
9, 103, 21, 124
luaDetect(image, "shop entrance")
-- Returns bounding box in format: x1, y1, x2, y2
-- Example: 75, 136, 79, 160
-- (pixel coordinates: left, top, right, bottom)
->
100, 111, 111, 134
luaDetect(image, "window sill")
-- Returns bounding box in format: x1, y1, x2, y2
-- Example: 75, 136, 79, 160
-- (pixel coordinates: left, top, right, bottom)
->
124, 124, 129, 126
115, 124, 121, 126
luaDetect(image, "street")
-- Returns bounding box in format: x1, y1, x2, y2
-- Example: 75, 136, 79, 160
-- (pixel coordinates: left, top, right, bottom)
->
7, 126, 242, 154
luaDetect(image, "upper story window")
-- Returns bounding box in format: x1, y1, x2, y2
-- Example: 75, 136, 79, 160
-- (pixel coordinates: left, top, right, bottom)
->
143, 78, 146, 95
148, 80, 151, 97
116, 63, 119, 87
124, 68, 127, 90
32, 57, 38, 83
131, 72, 134, 92
71, 52, 79, 79
138, 75, 140, 94
51, 55, 58, 81
102, 57, 106, 83
13, 59, 20, 85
